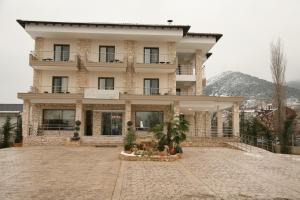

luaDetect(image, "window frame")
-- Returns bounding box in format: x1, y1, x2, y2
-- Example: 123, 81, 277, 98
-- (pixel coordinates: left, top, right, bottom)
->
99, 46, 115, 62
144, 78, 159, 95
135, 111, 164, 131
42, 109, 75, 130
53, 44, 70, 61
144, 47, 159, 64
98, 77, 115, 90
52, 76, 69, 93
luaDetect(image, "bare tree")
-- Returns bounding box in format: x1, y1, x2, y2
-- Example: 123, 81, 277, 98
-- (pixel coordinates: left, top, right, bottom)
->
270, 39, 287, 153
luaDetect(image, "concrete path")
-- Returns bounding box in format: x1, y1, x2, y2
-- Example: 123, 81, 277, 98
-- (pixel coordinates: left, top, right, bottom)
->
0, 146, 300, 200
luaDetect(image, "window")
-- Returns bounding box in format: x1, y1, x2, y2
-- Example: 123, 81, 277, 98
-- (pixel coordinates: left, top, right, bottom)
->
54, 44, 70, 61
144, 78, 159, 95
98, 77, 114, 90
43, 109, 75, 130
176, 88, 181, 96
144, 47, 159, 63
99, 46, 115, 62
135, 111, 163, 131
52, 76, 68, 93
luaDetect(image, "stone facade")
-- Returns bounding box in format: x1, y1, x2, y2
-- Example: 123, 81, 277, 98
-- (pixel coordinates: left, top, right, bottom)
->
195, 50, 203, 95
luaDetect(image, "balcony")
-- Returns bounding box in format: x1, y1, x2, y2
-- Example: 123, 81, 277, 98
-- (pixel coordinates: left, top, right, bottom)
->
30, 86, 82, 94
134, 54, 177, 73
84, 88, 120, 99
29, 51, 79, 70
84, 52, 126, 72
176, 65, 196, 82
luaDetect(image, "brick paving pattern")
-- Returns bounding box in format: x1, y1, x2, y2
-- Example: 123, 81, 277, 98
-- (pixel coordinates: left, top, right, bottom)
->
0, 146, 300, 200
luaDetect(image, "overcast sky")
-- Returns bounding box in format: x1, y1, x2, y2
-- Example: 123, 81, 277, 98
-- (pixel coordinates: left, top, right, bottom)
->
0, 0, 299, 103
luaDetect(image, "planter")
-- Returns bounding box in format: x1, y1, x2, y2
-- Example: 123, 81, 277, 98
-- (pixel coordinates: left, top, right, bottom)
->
119, 151, 181, 162
159, 151, 168, 156
13, 143, 22, 147
65, 139, 81, 146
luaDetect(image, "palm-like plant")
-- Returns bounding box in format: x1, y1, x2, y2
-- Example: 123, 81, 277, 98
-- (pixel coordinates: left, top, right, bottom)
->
152, 104, 189, 153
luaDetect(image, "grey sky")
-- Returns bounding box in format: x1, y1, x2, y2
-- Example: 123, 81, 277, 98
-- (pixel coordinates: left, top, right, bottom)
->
0, 0, 299, 103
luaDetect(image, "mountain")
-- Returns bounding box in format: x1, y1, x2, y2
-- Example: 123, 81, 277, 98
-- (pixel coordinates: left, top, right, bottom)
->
204, 71, 300, 100
288, 80, 300, 91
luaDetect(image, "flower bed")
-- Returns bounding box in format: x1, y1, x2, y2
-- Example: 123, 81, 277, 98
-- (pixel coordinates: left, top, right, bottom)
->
119, 151, 181, 162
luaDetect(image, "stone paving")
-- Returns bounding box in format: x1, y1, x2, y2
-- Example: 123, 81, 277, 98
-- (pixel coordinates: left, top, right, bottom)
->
0, 146, 300, 200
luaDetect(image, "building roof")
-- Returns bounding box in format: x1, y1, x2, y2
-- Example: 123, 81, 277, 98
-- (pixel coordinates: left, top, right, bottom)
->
186, 32, 223, 42
0, 104, 23, 112
17, 19, 191, 35
16, 19, 223, 41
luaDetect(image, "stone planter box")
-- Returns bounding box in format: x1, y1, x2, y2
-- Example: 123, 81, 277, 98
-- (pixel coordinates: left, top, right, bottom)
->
119, 151, 181, 162
65, 139, 81, 146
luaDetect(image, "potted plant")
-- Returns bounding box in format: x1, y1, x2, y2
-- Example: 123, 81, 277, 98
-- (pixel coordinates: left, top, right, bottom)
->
71, 120, 81, 141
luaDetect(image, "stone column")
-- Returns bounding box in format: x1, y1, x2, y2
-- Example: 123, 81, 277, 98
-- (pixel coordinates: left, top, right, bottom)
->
217, 110, 223, 137
22, 100, 31, 138
124, 41, 135, 94
205, 111, 211, 137
124, 101, 132, 134
195, 50, 203, 95
173, 101, 180, 117
35, 37, 44, 58
75, 100, 84, 136
31, 104, 42, 136
168, 42, 177, 95
93, 111, 101, 136
232, 102, 240, 137
32, 69, 42, 92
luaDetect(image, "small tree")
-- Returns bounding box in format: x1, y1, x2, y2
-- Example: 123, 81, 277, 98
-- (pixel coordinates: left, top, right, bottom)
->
123, 121, 136, 151
15, 115, 23, 143
1, 116, 14, 148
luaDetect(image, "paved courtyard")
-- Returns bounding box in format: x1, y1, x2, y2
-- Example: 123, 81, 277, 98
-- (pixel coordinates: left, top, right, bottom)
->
0, 146, 300, 200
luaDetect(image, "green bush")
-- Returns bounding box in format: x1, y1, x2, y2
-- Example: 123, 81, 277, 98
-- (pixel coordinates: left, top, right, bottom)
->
123, 121, 136, 151
1, 116, 13, 148
15, 115, 22, 143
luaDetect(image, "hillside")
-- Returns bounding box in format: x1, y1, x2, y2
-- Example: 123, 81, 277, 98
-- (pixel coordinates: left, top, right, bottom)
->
204, 71, 300, 100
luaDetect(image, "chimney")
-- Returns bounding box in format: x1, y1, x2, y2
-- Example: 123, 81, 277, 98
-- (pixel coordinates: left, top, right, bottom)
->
167, 19, 173, 25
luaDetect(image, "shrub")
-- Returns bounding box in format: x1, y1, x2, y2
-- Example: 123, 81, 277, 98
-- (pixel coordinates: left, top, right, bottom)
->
15, 115, 22, 143
123, 121, 136, 151
1, 116, 13, 148
71, 120, 81, 141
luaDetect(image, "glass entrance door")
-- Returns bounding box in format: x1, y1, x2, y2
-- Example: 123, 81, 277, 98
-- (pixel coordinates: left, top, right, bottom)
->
101, 112, 123, 135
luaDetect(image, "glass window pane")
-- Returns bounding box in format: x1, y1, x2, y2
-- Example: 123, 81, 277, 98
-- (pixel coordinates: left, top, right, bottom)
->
144, 79, 151, 95
106, 78, 114, 90
144, 48, 151, 64
107, 47, 115, 62
62, 45, 70, 61
61, 77, 68, 93
54, 46, 62, 61
151, 48, 159, 63
99, 78, 106, 90
100, 47, 106, 62
135, 112, 163, 131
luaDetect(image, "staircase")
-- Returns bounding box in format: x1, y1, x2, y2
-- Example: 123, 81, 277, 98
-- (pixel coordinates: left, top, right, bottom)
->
80, 136, 123, 147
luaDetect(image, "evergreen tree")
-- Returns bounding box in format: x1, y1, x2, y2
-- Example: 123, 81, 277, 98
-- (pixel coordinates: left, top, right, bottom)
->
2, 116, 13, 148
15, 115, 22, 143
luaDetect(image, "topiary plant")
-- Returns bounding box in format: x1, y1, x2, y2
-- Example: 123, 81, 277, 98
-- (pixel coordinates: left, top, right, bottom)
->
71, 120, 81, 141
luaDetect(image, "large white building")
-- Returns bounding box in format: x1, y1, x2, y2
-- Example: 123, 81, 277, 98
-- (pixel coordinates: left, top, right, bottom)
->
17, 19, 243, 145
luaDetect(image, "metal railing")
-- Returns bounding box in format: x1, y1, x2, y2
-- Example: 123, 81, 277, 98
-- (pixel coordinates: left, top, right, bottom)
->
30, 51, 78, 62
86, 52, 125, 63
176, 65, 195, 75
30, 86, 82, 94
135, 53, 176, 64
